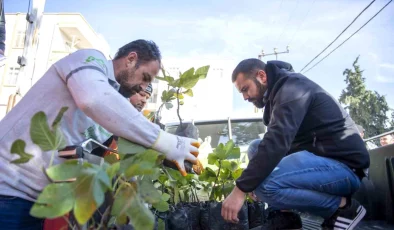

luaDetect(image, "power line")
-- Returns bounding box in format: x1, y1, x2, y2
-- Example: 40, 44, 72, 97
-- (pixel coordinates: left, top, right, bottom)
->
275, 0, 300, 47
287, 0, 316, 46
299, 0, 376, 72
302, 0, 393, 74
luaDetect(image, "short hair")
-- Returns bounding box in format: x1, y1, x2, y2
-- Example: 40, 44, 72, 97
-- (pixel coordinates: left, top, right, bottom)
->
232, 58, 266, 82
356, 124, 365, 133
114, 39, 162, 67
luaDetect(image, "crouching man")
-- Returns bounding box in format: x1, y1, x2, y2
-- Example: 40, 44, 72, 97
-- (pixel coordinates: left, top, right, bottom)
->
221, 59, 370, 230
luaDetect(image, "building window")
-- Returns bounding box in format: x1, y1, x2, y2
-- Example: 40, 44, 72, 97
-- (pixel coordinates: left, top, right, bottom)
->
5, 67, 20, 86
148, 93, 158, 103
14, 31, 26, 48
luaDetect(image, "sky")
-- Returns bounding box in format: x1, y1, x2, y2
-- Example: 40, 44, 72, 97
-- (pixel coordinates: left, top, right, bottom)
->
5, 0, 394, 116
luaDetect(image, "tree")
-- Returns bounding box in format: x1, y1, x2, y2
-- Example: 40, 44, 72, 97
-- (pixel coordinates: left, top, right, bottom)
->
339, 56, 391, 138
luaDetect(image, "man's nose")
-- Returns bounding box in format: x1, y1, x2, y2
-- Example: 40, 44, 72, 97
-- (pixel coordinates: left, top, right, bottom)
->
140, 82, 149, 91
243, 93, 249, 101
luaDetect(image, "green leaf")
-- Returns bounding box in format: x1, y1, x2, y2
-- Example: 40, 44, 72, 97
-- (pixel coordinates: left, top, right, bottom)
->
139, 179, 162, 204
199, 167, 216, 182
45, 160, 82, 181
179, 100, 184, 105
170, 79, 181, 88
155, 76, 166, 81
51, 107, 69, 129
161, 193, 170, 202
124, 162, 159, 179
161, 90, 176, 102
165, 76, 175, 84
184, 89, 193, 97
120, 150, 160, 178
165, 102, 173, 110
30, 111, 66, 151
10, 139, 33, 164
224, 140, 235, 155
230, 161, 239, 171
227, 147, 241, 160
165, 168, 185, 184
104, 154, 119, 164
161, 90, 168, 101
158, 174, 168, 184
73, 168, 110, 224
207, 153, 218, 165
118, 138, 147, 155
215, 143, 227, 160
112, 184, 155, 230
223, 182, 235, 196
158, 218, 166, 230
181, 75, 200, 89
232, 168, 243, 180
106, 162, 120, 179
152, 200, 169, 212
115, 214, 129, 225
220, 168, 231, 180
195, 65, 210, 79
180, 67, 195, 79
30, 183, 74, 219
221, 161, 232, 170
223, 140, 240, 160
176, 93, 184, 99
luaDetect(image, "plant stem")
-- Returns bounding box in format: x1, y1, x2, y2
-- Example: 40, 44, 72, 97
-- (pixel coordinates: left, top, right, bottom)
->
155, 103, 165, 124
100, 194, 114, 230
49, 150, 56, 167
176, 88, 183, 128
210, 161, 222, 200
112, 175, 123, 191
63, 216, 74, 230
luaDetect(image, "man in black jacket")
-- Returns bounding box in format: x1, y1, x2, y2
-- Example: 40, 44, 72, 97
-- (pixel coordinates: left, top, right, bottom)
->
221, 58, 370, 230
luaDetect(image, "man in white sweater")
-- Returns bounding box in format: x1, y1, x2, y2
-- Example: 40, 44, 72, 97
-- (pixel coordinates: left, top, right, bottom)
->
0, 39, 199, 229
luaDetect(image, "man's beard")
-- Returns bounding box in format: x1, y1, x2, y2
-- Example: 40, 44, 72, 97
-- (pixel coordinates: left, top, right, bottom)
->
134, 104, 143, 112
251, 78, 268, 108
117, 68, 142, 98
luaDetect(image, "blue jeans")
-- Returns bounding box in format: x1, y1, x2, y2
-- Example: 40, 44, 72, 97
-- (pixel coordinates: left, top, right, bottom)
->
0, 195, 44, 230
250, 147, 361, 218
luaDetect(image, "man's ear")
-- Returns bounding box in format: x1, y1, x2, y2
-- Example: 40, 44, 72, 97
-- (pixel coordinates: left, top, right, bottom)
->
126, 52, 138, 67
256, 70, 267, 85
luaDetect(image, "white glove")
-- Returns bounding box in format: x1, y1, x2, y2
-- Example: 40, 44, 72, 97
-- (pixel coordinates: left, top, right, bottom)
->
152, 130, 200, 176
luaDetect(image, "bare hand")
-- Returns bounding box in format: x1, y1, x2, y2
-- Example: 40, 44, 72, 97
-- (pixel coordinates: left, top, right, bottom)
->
221, 186, 245, 223
249, 192, 259, 201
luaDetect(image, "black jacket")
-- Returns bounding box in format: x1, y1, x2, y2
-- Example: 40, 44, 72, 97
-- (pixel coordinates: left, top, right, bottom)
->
236, 61, 370, 193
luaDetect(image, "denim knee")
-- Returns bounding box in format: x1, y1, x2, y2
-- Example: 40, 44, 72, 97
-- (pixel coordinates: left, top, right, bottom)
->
247, 139, 261, 160
255, 177, 284, 206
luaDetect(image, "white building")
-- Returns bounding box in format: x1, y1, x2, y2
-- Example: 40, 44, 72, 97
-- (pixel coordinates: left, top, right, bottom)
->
0, 13, 110, 119
147, 59, 241, 123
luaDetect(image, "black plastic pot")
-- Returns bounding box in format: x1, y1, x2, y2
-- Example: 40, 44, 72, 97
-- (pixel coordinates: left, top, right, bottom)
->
200, 201, 249, 230
247, 201, 266, 229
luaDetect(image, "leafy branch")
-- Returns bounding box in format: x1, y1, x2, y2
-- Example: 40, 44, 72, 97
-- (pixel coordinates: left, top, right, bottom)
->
155, 65, 210, 125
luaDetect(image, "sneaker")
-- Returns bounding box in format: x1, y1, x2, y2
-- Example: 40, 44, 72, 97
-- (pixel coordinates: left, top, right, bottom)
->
321, 199, 366, 230
250, 210, 303, 230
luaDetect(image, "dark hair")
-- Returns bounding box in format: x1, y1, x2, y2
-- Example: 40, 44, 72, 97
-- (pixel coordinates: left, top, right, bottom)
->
232, 58, 266, 82
114, 39, 162, 67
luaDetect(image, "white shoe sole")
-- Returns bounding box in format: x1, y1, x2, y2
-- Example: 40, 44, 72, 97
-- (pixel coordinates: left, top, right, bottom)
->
333, 205, 366, 230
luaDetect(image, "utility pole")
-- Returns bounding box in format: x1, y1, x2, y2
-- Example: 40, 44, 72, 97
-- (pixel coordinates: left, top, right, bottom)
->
258, 46, 290, 60
254, 46, 290, 113
16, 0, 46, 97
